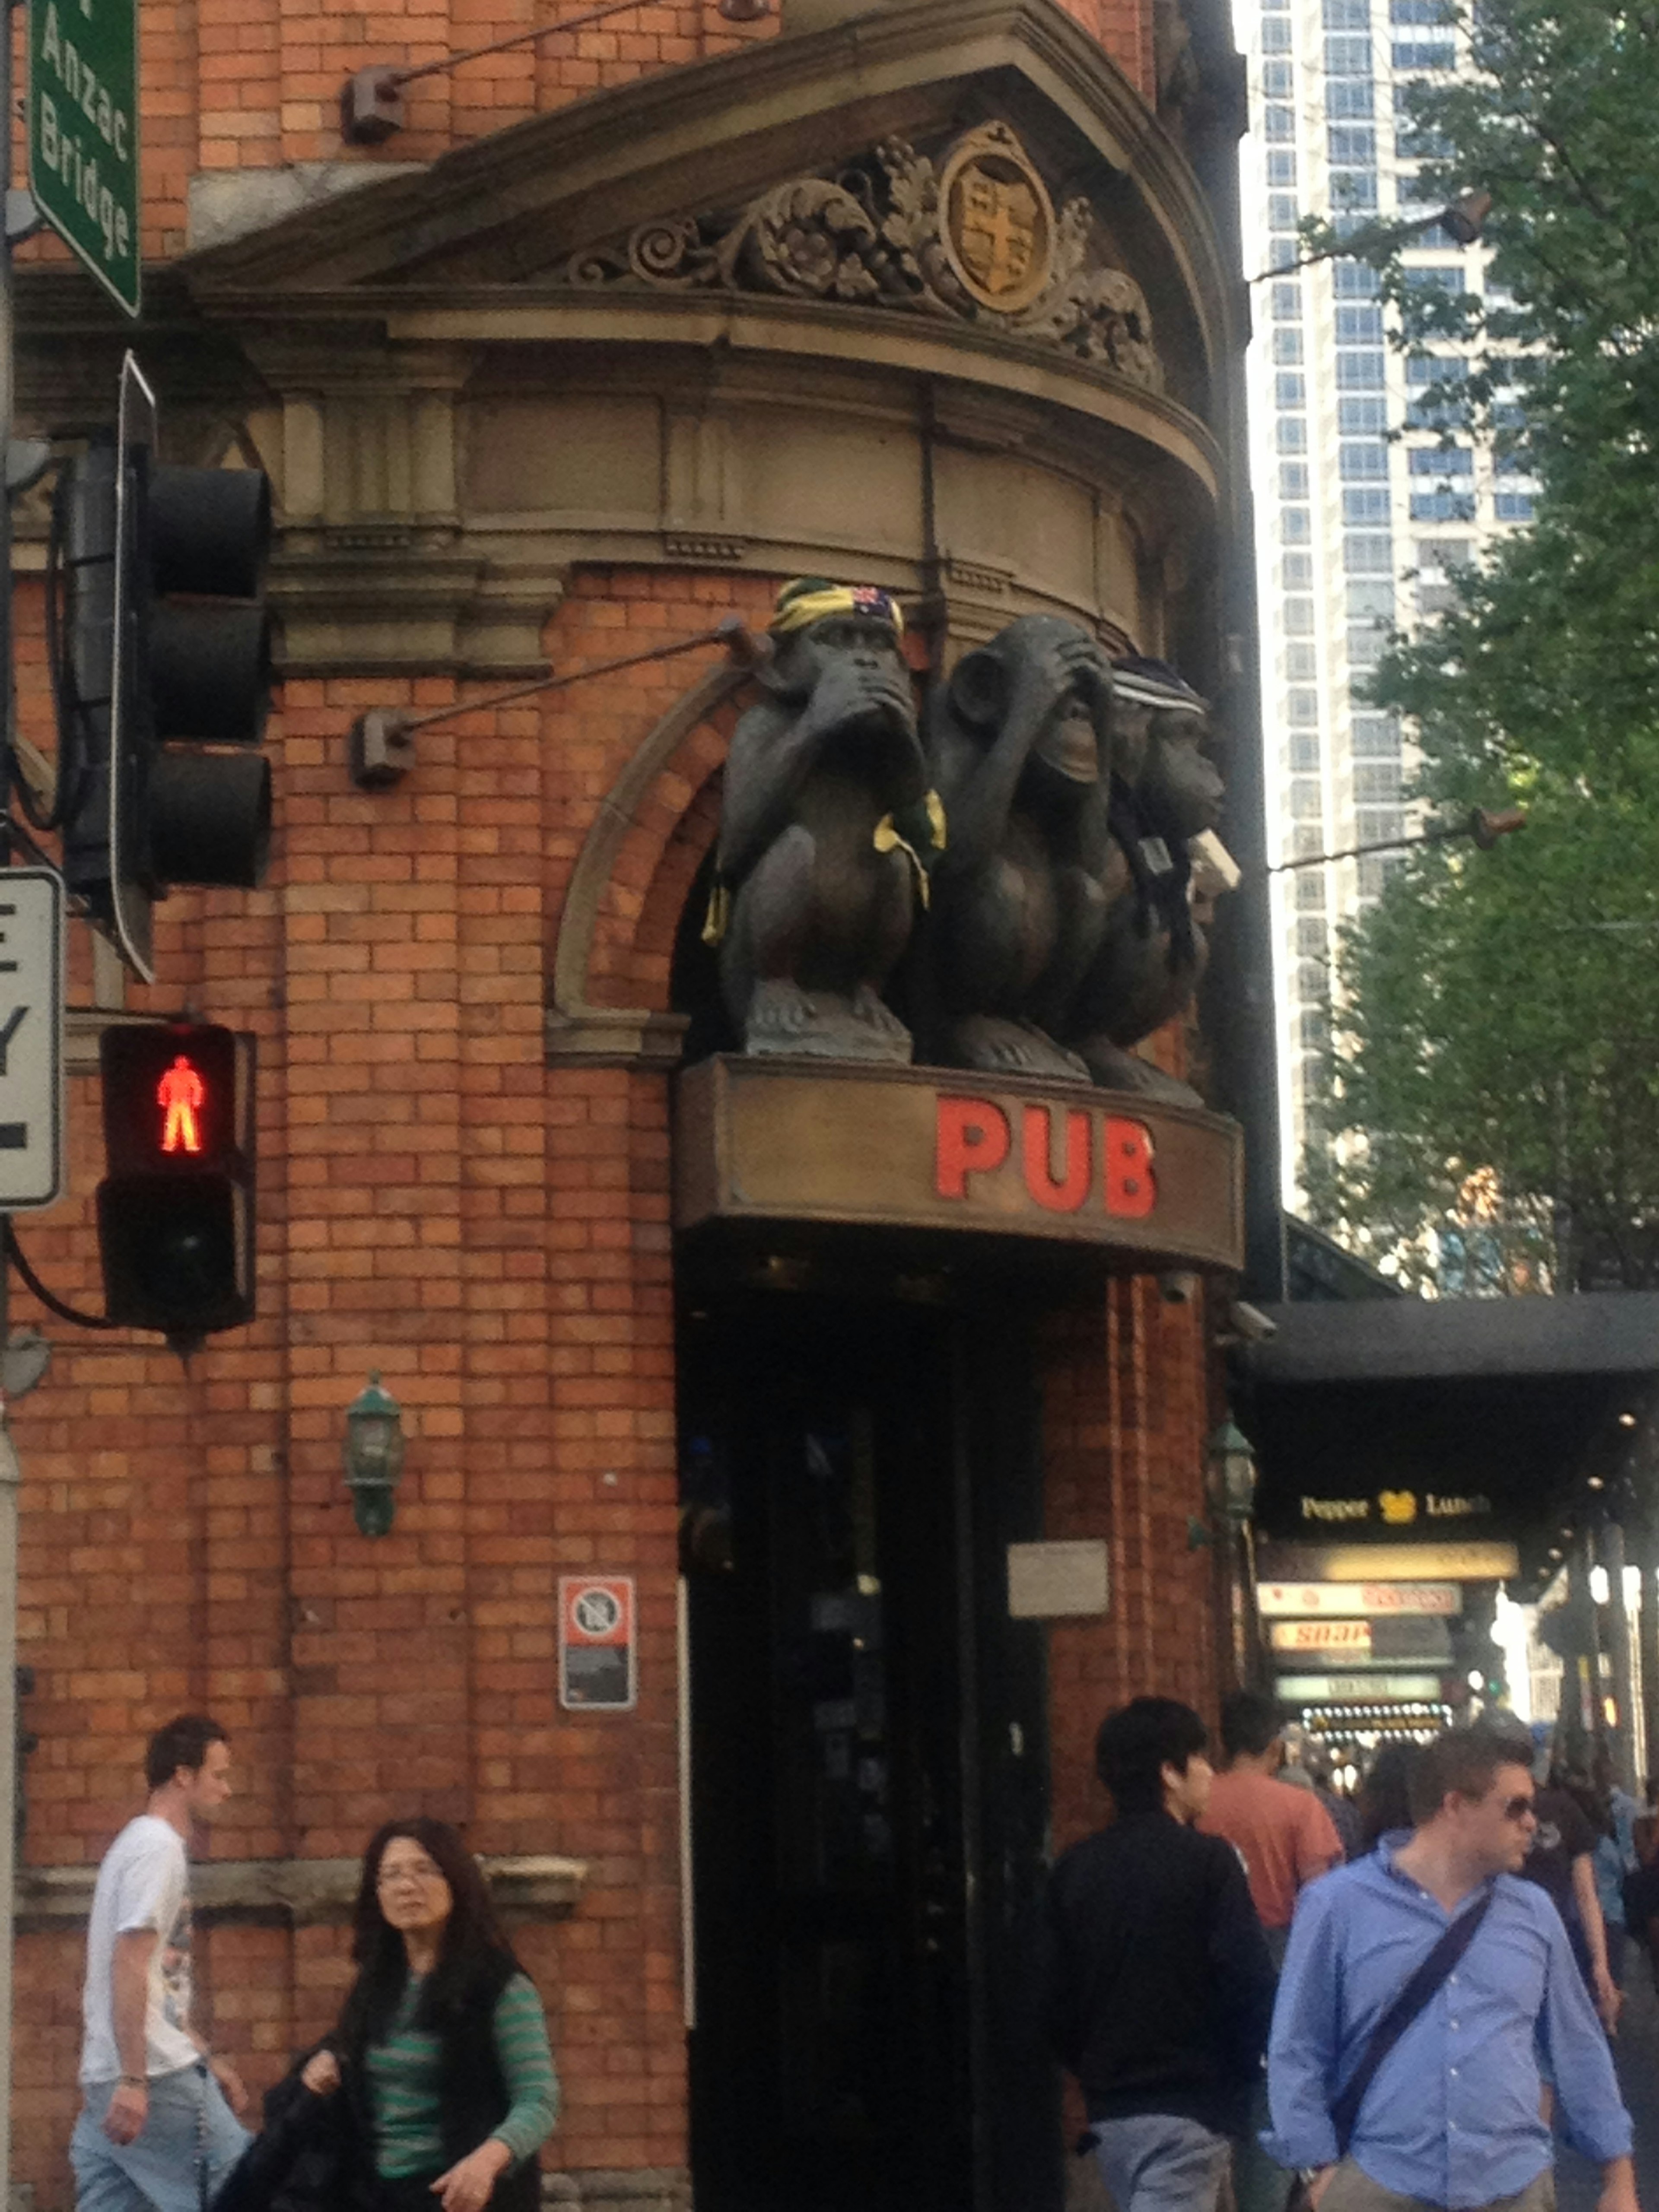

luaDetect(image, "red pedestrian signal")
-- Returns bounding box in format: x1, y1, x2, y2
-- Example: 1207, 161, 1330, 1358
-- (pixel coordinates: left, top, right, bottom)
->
158, 1055, 205, 1155
97, 1022, 255, 1344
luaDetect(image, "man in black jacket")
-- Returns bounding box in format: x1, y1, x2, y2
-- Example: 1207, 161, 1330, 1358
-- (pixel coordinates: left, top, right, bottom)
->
1045, 1696, 1277, 2212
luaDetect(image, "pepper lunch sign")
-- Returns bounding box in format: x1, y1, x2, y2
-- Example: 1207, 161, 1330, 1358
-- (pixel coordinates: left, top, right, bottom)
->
674, 1058, 1244, 1271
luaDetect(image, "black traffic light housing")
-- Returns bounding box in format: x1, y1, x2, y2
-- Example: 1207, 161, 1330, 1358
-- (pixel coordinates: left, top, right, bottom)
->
58, 407, 273, 982
96, 1021, 255, 1345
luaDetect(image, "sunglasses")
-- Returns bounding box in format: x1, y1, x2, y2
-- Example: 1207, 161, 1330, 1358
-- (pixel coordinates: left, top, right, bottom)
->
1500, 1794, 1537, 1821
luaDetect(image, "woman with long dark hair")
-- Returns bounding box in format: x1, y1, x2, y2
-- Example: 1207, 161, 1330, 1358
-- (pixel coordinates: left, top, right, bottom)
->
300, 1818, 559, 2212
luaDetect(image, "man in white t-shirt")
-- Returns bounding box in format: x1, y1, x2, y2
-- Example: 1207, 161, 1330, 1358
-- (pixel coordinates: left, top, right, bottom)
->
70, 1716, 251, 2212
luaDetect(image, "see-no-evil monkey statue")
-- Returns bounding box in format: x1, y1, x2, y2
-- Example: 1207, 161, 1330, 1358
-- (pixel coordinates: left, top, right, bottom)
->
708, 579, 945, 1062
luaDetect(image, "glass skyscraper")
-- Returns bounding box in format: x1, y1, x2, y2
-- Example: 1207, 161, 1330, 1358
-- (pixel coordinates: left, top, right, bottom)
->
1241, 0, 1531, 1200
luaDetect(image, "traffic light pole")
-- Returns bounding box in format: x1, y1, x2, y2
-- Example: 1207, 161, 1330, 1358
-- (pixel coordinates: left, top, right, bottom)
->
0, 5, 22, 2202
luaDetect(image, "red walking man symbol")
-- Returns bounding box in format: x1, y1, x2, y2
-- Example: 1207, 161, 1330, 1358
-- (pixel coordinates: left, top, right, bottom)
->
157, 1055, 205, 1154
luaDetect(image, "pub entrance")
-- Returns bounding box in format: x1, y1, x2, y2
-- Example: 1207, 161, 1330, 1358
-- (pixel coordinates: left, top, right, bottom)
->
677, 1290, 1062, 2212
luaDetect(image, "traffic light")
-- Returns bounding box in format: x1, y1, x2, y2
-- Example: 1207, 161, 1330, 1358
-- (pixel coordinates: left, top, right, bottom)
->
96, 1022, 255, 1342
57, 418, 273, 983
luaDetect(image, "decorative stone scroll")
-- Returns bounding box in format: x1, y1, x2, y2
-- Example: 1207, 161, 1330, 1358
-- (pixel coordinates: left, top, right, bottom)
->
569, 123, 1162, 391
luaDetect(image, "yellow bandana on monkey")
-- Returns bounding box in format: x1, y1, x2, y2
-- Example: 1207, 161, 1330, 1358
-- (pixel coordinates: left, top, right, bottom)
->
769, 577, 906, 639
701, 578, 939, 947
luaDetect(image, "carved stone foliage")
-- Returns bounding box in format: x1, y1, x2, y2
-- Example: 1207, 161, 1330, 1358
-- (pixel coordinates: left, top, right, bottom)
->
569, 123, 1163, 391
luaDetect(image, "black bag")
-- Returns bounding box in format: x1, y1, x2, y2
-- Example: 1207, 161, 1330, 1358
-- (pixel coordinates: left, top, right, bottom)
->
1284, 1891, 1493, 2212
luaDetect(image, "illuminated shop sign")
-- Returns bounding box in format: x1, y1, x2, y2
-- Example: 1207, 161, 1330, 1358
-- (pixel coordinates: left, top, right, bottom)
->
1257, 1581, 1460, 1618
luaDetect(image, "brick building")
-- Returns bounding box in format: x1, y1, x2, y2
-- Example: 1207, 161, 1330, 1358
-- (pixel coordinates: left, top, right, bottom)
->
4, 0, 1268, 2206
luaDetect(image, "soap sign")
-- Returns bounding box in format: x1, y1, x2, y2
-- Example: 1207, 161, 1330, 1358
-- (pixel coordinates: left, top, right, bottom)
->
559, 1576, 637, 1711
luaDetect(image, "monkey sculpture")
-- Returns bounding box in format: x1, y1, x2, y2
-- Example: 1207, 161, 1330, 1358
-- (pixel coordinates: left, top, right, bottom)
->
709, 578, 944, 1062
923, 615, 1124, 1079
1062, 658, 1224, 1101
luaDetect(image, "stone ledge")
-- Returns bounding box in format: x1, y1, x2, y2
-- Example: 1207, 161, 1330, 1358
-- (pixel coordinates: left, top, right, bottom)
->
17, 1853, 588, 1932
545, 2172, 690, 2212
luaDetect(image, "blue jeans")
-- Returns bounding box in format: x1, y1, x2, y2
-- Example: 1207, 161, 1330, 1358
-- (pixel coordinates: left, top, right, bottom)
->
1090, 2113, 1233, 2212
72, 2064, 250, 2212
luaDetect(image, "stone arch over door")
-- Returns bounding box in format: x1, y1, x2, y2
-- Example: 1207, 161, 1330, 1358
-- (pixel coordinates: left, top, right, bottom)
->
547, 659, 750, 1068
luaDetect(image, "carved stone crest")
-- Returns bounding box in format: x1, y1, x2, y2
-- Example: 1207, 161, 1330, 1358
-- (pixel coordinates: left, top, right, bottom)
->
938, 124, 1055, 313
569, 125, 1162, 391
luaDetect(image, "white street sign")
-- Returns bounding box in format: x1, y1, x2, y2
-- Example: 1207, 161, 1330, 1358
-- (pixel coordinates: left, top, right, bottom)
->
0, 872, 64, 1210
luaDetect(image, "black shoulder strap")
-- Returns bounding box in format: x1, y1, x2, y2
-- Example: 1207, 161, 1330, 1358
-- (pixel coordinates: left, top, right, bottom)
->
1330, 1890, 1494, 2156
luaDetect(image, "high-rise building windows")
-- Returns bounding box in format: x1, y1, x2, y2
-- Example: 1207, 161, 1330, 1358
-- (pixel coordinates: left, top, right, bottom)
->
1342, 488, 1392, 522
1288, 690, 1321, 724
1269, 194, 1300, 229
1264, 60, 1296, 93
1347, 581, 1395, 618
1392, 40, 1455, 64
1408, 489, 1476, 521
1278, 416, 1309, 451
1273, 329, 1305, 363
1267, 150, 1299, 183
1289, 733, 1322, 769
1333, 262, 1380, 296
1283, 553, 1315, 586
1283, 508, 1313, 542
1272, 283, 1304, 320
1265, 103, 1297, 139
1287, 644, 1320, 678
1335, 350, 1386, 387
1276, 373, 1308, 407
1295, 871, 1328, 911
1408, 445, 1474, 474
1327, 79, 1375, 114
1339, 442, 1389, 479
1343, 534, 1394, 572
1324, 33, 1374, 69
1328, 124, 1376, 160
1284, 599, 1316, 634
1352, 721, 1400, 758
1282, 464, 1313, 497
1494, 492, 1536, 521
1264, 16, 1295, 45
1338, 397, 1389, 433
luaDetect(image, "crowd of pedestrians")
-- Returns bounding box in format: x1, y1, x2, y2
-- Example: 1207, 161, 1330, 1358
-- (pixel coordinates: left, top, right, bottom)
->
1047, 1696, 1646, 2212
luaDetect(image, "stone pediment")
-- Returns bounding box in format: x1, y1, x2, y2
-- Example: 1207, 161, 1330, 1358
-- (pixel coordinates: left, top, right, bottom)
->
175, 0, 1229, 404
568, 121, 1163, 392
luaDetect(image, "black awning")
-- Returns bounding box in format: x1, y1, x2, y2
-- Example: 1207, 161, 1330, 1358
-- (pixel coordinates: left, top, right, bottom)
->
1232, 1293, 1659, 1588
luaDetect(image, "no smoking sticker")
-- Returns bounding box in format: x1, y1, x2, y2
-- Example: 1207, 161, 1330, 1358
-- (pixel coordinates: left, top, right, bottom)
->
559, 1576, 637, 1711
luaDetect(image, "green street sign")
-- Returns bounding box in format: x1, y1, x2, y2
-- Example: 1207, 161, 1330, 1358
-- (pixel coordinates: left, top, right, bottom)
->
28, 0, 140, 319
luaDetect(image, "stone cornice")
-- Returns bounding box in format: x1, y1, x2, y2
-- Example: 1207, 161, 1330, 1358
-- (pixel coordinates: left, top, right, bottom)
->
17, 1853, 588, 1931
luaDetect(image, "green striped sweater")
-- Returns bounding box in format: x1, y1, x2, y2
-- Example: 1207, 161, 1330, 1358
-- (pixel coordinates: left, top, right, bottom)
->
365, 1972, 560, 2178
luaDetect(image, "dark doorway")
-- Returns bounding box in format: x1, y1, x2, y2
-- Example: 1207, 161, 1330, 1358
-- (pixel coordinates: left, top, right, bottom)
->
678, 1290, 1063, 2212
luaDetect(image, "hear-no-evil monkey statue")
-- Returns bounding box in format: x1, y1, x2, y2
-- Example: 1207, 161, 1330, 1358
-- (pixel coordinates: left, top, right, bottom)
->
1063, 658, 1225, 1102
709, 579, 945, 1062
923, 615, 1125, 1080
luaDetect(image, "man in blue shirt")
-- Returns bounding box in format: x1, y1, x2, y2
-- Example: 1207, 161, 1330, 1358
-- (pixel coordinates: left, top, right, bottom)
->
1265, 1721, 1637, 2212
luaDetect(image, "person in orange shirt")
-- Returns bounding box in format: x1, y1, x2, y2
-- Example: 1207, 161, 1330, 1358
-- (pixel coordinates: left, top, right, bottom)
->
1200, 1691, 1344, 1959
1199, 1691, 1344, 2212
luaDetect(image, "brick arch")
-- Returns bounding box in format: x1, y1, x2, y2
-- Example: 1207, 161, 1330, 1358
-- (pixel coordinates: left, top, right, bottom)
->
547, 660, 748, 1066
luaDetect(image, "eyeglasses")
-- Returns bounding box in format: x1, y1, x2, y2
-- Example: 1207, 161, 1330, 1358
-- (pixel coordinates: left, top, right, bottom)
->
377, 1862, 446, 1888
1500, 1795, 1537, 1822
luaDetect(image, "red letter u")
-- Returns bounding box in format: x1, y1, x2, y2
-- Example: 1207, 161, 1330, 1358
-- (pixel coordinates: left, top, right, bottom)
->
1021, 1104, 1091, 1212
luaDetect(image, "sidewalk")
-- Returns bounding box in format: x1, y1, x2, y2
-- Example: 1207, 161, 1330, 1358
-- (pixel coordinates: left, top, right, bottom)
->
1557, 1955, 1659, 2212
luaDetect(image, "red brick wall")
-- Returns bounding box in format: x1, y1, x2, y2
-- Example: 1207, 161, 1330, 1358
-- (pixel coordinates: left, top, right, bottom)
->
11, 0, 1158, 265
1042, 1278, 1224, 1856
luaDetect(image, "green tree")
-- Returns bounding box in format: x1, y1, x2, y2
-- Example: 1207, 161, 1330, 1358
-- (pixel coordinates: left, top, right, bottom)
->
1306, 0, 1659, 1290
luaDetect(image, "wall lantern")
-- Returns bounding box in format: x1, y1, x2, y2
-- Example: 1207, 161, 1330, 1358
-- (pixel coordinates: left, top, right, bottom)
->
1207, 1417, 1259, 1529
342, 1373, 406, 1536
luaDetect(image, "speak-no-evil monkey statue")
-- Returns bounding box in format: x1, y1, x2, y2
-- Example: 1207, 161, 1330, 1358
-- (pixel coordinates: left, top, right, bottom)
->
707, 580, 945, 1063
